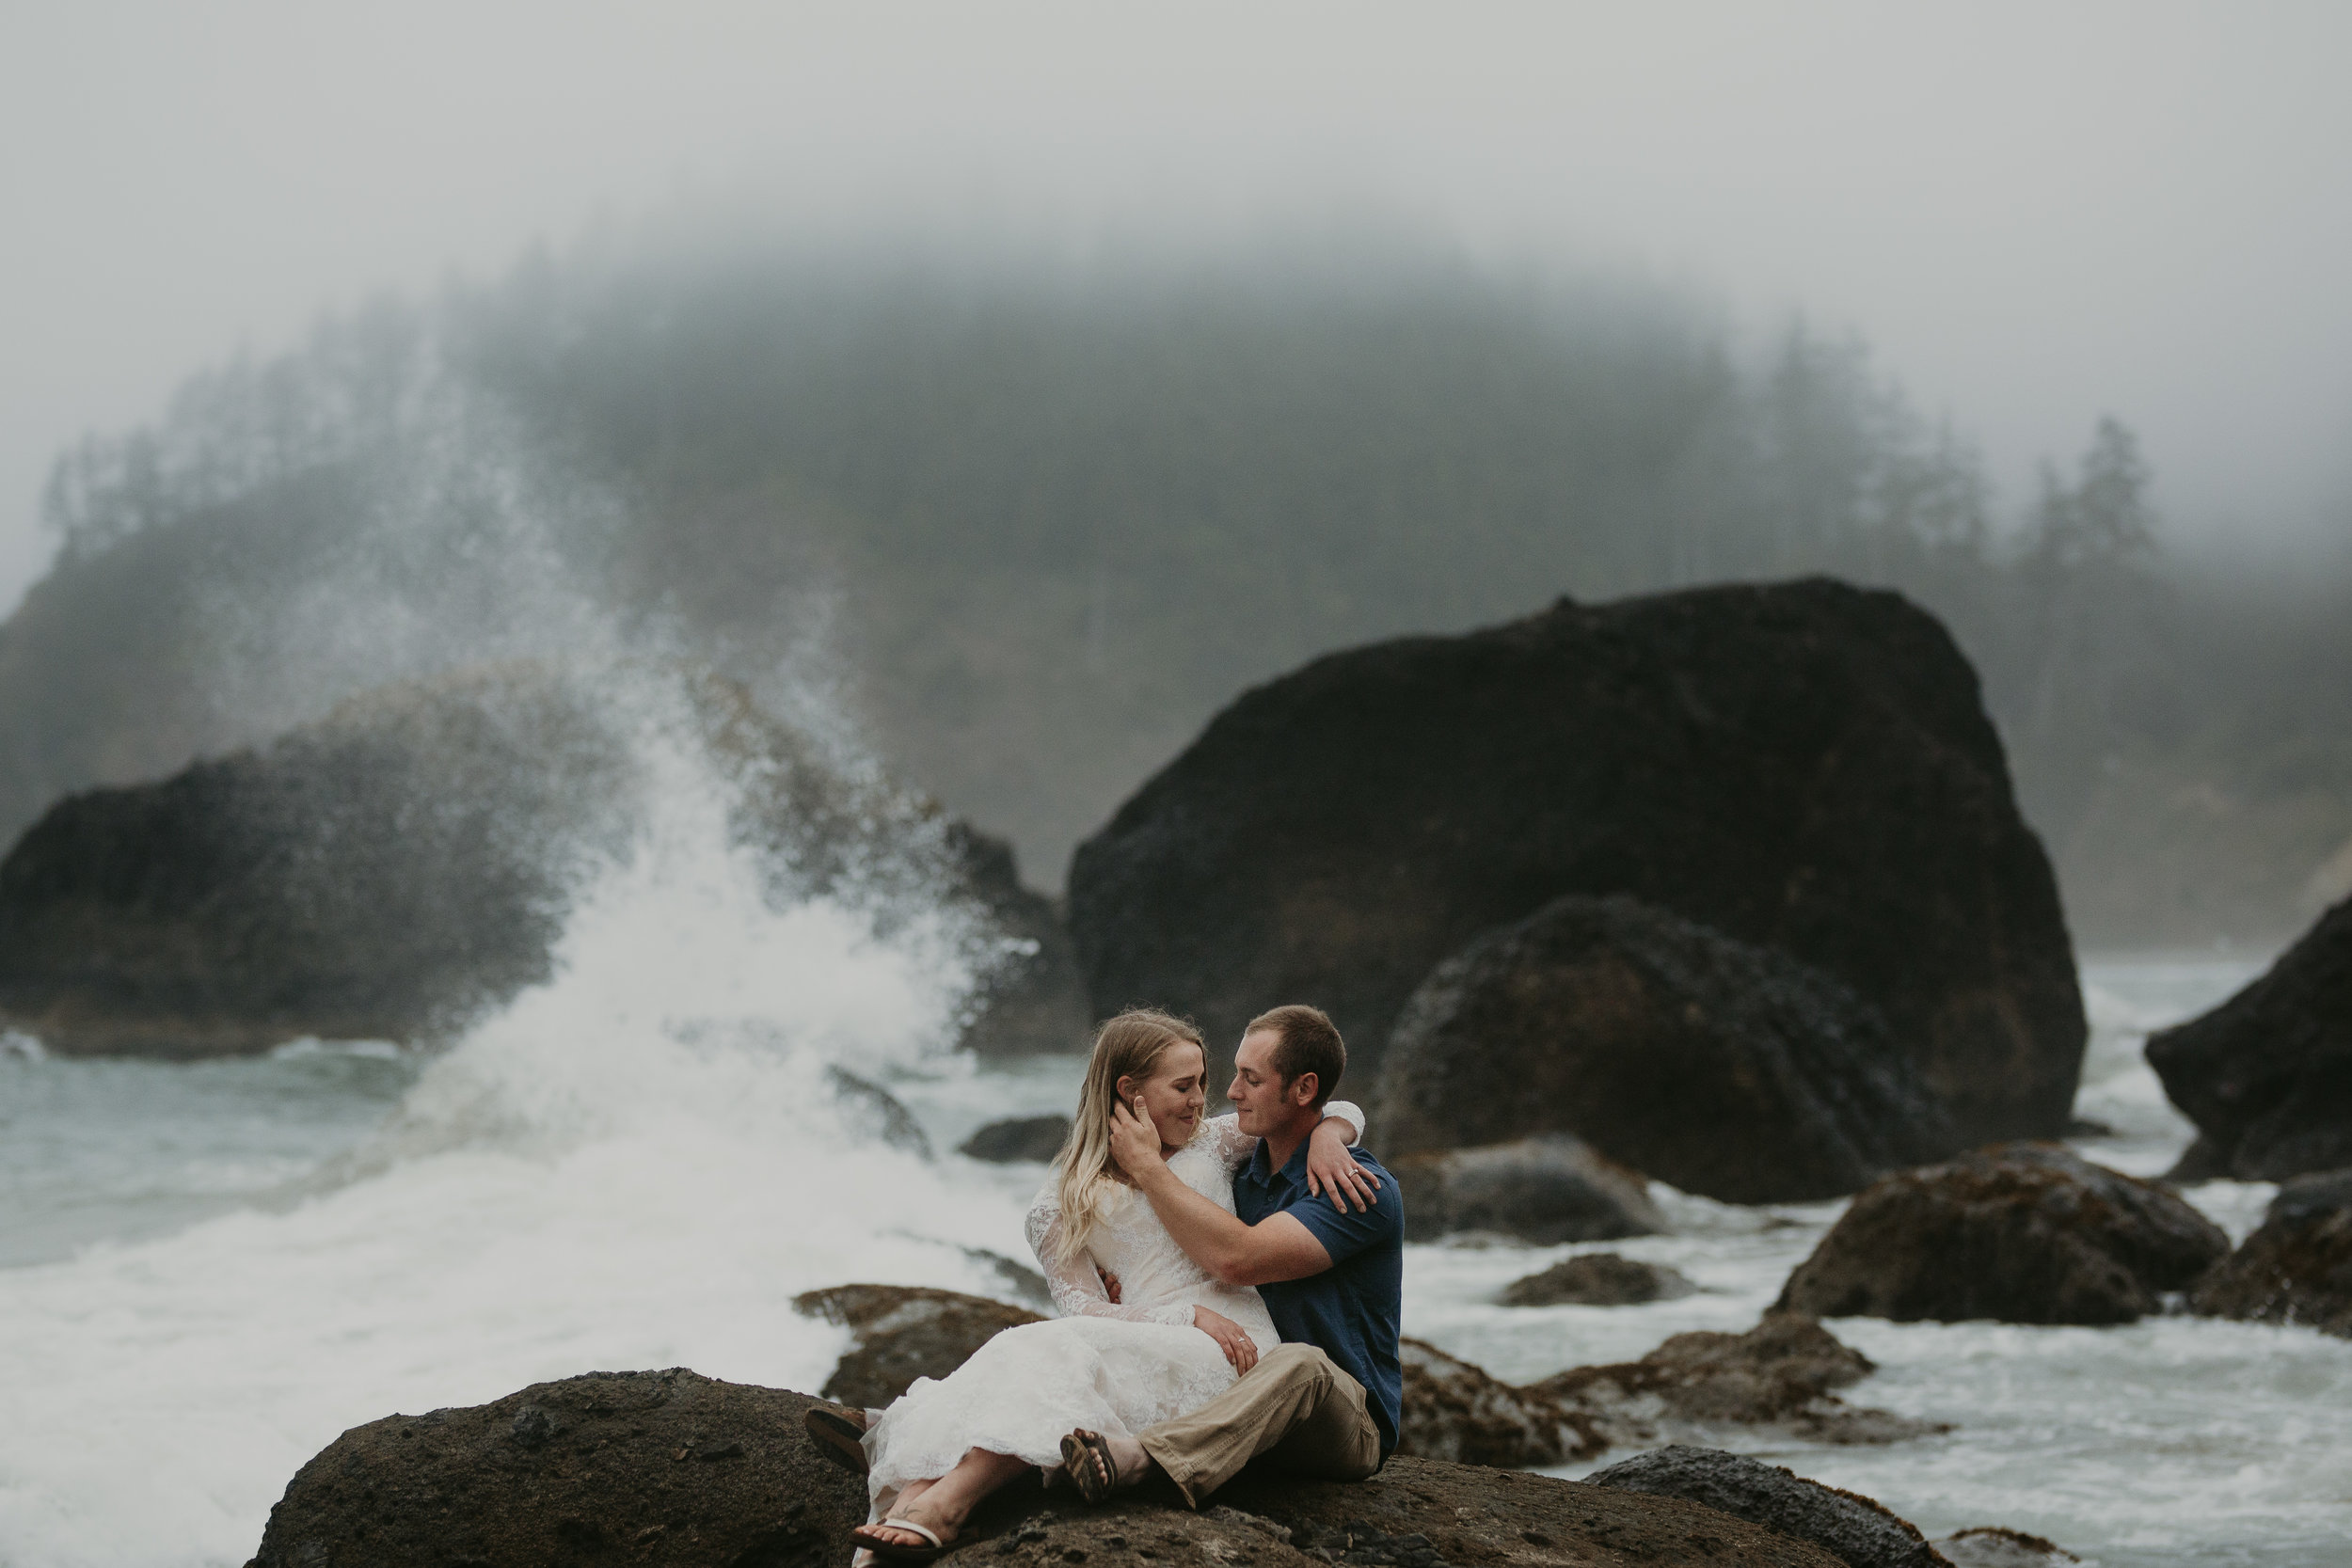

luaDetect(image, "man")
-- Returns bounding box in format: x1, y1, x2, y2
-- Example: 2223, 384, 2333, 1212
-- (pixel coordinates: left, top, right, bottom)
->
1063, 1004, 1403, 1508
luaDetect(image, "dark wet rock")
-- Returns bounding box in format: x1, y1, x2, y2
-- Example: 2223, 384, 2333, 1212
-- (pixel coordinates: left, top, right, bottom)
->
1931, 1528, 2079, 1566
948, 826, 1094, 1058
1530, 1313, 1944, 1449
960, 1247, 1055, 1312
1396, 1316, 1932, 1467
1776, 1144, 2229, 1325
829, 1068, 934, 1158
249, 1373, 1847, 1568
1378, 895, 1958, 1201
2147, 895, 2352, 1181
1587, 1444, 1945, 1568
1066, 579, 2084, 1146
1499, 1253, 1698, 1307
961, 1115, 1075, 1164
958, 1453, 1847, 1568
245, 1369, 865, 1568
793, 1284, 1045, 1407
1394, 1338, 1606, 1467
0, 661, 1076, 1059
1391, 1135, 1664, 1244
2189, 1167, 2352, 1337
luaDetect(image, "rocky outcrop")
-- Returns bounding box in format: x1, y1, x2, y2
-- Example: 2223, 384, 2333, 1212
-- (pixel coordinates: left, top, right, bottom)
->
961, 1115, 1074, 1164
2147, 895, 2352, 1181
1395, 1316, 1937, 1468
248, 1370, 1850, 1568
1066, 579, 2084, 1146
1586, 1445, 1946, 1568
792, 1284, 1045, 1408
0, 662, 1085, 1058
1390, 1135, 1665, 1243
1376, 895, 1959, 1201
1932, 1528, 2078, 1566
1528, 1314, 1944, 1449
246, 1369, 866, 1568
1776, 1145, 2230, 1324
1499, 1253, 1698, 1307
2189, 1167, 2352, 1337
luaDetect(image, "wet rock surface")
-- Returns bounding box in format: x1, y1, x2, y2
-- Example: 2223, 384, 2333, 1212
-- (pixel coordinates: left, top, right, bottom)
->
1499, 1253, 1698, 1307
1931, 1528, 2078, 1566
961, 1115, 1075, 1164
2147, 895, 2352, 1181
1391, 1135, 1665, 1244
1775, 1143, 2230, 1325
1586, 1445, 1946, 1568
1396, 1315, 1937, 1467
793, 1284, 1045, 1407
0, 662, 1080, 1058
249, 1376, 1848, 1568
955, 1454, 1848, 1568
1066, 578, 2084, 1145
1377, 895, 1958, 1201
2190, 1166, 2352, 1337
245, 1369, 864, 1568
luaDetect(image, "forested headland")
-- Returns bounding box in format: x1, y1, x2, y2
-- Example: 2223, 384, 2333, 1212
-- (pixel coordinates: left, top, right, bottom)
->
13, 238, 2349, 948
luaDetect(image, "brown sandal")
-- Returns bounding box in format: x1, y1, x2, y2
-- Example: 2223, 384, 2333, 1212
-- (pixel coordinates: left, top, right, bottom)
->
803, 1403, 870, 1477
1059, 1429, 1120, 1505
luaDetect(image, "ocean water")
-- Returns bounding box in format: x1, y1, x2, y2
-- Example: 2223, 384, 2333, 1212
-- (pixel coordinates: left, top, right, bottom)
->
2, 751, 2345, 1568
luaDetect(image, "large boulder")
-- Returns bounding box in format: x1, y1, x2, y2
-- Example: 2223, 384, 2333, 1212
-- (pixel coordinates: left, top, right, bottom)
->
1390, 1134, 1665, 1243
246, 1369, 865, 1568
0, 662, 1086, 1057
2190, 1167, 2352, 1337
2146, 895, 2352, 1181
1376, 895, 1959, 1201
793, 1284, 1046, 1408
1586, 1445, 1946, 1568
1066, 579, 2083, 1146
248, 1371, 1849, 1568
1775, 1145, 2229, 1324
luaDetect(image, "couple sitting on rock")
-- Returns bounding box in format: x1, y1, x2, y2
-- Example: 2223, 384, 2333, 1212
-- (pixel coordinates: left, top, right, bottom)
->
807, 1005, 1405, 1564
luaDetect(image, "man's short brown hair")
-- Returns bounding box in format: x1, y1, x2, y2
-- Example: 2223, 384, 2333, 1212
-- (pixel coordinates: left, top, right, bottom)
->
1244, 1004, 1345, 1108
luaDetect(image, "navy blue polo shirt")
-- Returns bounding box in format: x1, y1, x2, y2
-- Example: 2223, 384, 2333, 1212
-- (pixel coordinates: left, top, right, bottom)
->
1232, 1134, 1406, 1456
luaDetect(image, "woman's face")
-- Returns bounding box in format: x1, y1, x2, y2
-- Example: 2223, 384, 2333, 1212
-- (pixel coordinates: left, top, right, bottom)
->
1118, 1041, 1208, 1149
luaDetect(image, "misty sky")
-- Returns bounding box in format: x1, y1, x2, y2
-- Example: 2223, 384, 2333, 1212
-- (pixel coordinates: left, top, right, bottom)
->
4, 2, 2348, 611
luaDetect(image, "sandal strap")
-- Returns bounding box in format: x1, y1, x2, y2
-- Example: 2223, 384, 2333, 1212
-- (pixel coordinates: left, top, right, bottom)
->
879, 1518, 944, 1548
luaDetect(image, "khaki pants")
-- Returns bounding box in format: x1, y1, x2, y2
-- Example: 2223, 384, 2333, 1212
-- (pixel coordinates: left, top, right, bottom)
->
1136, 1343, 1383, 1507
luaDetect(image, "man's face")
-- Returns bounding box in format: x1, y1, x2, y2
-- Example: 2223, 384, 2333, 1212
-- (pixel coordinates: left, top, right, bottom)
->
1230, 1027, 1311, 1135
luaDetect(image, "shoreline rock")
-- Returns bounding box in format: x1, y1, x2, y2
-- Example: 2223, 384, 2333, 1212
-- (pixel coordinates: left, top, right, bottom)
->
1067, 578, 2084, 1145
2147, 895, 2352, 1182
0, 662, 1089, 1060
961, 1115, 1074, 1164
1391, 1135, 1666, 1244
1498, 1253, 1698, 1307
792, 1284, 1045, 1408
1398, 1314, 1941, 1467
1375, 895, 1959, 1202
2189, 1167, 2352, 1337
1774, 1144, 2229, 1325
247, 1370, 1851, 1568
1587, 1445, 1946, 1568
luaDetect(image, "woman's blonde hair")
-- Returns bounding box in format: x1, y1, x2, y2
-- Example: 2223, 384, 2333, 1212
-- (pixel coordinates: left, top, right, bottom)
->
1050, 1007, 1208, 1265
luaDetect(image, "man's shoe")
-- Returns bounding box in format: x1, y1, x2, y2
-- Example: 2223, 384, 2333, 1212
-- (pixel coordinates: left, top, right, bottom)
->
804, 1402, 870, 1476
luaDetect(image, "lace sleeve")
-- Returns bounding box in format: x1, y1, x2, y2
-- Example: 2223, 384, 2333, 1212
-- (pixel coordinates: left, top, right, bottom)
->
1202, 1102, 1366, 1172
1023, 1184, 1196, 1326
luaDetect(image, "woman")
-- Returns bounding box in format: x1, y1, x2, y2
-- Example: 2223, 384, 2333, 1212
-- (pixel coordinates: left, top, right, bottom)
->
846, 1008, 1375, 1563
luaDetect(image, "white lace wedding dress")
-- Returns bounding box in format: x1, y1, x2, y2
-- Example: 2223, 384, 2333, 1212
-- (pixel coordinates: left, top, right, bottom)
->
861, 1102, 1363, 1520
